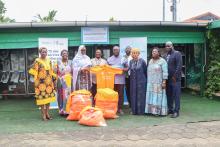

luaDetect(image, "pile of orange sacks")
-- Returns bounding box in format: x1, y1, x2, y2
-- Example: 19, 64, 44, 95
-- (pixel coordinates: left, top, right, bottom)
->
66, 88, 119, 127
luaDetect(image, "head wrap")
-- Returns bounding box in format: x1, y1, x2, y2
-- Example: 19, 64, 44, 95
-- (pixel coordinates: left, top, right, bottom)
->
72, 45, 91, 68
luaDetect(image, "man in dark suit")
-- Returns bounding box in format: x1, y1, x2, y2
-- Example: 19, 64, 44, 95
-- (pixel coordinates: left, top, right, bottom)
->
165, 41, 182, 118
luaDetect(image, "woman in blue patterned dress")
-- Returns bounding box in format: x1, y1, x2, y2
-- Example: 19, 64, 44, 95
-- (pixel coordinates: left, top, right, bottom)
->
145, 47, 168, 116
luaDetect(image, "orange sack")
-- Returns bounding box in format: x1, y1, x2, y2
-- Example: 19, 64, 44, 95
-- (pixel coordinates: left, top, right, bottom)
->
66, 90, 92, 121
95, 88, 119, 119
78, 106, 107, 127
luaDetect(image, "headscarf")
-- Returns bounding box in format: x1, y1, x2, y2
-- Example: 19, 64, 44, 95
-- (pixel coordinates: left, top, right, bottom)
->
72, 45, 92, 68
72, 45, 92, 91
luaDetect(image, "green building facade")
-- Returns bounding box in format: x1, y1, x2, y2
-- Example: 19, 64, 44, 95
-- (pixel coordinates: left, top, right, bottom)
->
0, 21, 207, 95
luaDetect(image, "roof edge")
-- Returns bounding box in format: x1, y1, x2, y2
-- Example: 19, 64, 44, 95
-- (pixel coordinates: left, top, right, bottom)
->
0, 21, 208, 28
208, 20, 220, 29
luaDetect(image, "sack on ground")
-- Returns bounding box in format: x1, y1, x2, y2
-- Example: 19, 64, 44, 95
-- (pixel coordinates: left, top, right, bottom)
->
78, 106, 107, 127
66, 90, 92, 121
95, 88, 119, 119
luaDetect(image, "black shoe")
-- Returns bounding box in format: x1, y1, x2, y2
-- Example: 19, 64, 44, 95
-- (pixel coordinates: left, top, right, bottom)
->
171, 112, 179, 118
168, 111, 173, 115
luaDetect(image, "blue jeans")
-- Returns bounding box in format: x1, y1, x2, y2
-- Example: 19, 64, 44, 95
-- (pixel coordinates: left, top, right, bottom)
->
166, 80, 181, 114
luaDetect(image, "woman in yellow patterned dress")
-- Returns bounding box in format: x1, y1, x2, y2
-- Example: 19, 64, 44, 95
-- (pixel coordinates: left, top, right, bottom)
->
29, 47, 57, 121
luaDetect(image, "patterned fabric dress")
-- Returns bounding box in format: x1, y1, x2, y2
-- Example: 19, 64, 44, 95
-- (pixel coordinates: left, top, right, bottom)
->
56, 60, 72, 114
29, 58, 56, 105
75, 70, 92, 90
145, 57, 168, 116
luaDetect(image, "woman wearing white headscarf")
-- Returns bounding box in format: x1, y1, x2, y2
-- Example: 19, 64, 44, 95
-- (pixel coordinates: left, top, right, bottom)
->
72, 45, 92, 91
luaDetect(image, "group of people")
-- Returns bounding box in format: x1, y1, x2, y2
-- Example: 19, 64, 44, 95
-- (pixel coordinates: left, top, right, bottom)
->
29, 41, 182, 121
123, 41, 182, 118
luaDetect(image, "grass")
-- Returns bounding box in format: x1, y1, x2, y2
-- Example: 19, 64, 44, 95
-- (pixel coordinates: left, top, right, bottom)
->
0, 93, 220, 134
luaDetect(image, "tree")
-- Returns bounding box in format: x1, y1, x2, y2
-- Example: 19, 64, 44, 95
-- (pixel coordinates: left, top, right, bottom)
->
0, 0, 6, 15
109, 16, 116, 21
0, 0, 15, 23
0, 15, 15, 23
34, 10, 57, 22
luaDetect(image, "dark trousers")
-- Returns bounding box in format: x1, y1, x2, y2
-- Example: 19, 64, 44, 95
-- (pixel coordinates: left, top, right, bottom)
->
91, 83, 97, 98
167, 80, 181, 114
114, 84, 124, 110
91, 83, 97, 106
125, 77, 131, 107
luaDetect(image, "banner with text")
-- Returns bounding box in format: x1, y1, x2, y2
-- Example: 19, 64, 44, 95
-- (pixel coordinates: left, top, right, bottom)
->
38, 38, 68, 65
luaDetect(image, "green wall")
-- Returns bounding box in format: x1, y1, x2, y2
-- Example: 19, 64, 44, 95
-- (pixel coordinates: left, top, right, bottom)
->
0, 26, 205, 49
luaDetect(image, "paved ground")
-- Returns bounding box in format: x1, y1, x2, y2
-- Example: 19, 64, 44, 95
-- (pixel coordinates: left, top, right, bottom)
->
1, 120, 220, 147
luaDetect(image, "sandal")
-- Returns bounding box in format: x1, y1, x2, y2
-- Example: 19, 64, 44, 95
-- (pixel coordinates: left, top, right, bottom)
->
46, 115, 53, 120
42, 116, 48, 121
59, 110, 64, 116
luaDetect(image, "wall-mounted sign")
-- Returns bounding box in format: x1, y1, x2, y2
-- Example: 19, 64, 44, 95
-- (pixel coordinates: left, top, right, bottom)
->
81, 27, 109, 44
